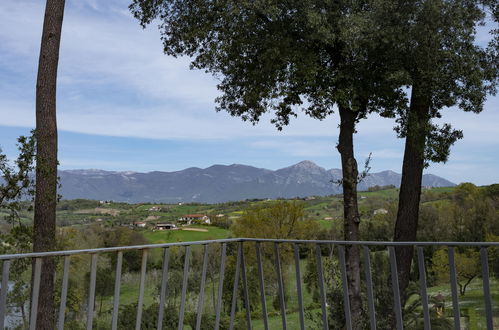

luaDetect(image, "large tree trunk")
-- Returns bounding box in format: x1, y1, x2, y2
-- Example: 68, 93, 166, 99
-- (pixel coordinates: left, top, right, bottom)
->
393, 82, 430, 302
33, 0, 65, 329
337, 106, 363, 329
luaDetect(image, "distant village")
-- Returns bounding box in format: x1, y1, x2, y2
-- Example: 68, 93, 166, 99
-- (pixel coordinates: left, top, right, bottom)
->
131, 209, 215, 231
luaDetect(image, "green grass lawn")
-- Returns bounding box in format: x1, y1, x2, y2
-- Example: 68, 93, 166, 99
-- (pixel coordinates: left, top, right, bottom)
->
423, 278, 499, 329
252, 309, 321, 330
359, 188, 400, 199
143, 225, 230, 244
317, 219, 335, 230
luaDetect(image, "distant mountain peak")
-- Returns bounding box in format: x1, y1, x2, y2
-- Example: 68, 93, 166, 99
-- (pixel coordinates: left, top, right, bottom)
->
288, 160, 323, 170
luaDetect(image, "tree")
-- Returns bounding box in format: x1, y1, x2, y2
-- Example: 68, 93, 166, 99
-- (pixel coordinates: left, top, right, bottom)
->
391, 0, 497, 300
129, 2, 404, 325
231, 201, 319, 240
0, 133, 36, 225
0, 134, 36, 329
232, 201, 320, 313
431, 249, 480, 296
33, 0, 66, 328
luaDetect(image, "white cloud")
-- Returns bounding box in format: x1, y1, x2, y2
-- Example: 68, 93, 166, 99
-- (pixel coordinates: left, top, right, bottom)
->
249, 140, 337, 158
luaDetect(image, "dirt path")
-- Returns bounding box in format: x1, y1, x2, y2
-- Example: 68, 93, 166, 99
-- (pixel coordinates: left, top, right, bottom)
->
181, 227, 208, 232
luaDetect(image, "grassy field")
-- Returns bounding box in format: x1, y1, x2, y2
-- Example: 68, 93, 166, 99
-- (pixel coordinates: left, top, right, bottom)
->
426, 278, 499, 329
143, 225, 230, 244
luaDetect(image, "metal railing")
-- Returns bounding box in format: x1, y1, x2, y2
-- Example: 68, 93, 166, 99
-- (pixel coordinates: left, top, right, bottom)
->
0, 239, 498, 329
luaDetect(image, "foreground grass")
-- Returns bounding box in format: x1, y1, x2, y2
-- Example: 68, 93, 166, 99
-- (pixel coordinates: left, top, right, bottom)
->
425, 278, 499, 329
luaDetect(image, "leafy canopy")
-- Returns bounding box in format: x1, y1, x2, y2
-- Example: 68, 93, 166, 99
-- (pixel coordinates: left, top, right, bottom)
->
130, 0, 406, 128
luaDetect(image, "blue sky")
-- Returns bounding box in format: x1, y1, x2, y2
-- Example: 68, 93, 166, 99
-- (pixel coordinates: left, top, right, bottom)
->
0, 0, 497, 185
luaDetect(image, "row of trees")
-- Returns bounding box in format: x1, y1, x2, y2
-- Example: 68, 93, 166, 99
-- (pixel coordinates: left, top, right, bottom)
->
130, 0, 497, 326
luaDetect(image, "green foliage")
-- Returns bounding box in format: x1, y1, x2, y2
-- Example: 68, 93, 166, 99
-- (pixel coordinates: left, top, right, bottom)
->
0, 132, 36, 225
431, 249, 480, 296
115, 303, 179, 330
130, 0, 407, 132
367, 184, 396, 192
451, 183, 497, 242
232, 201, 319, 240
102, 226, 149, 271
391, 0, 497, 164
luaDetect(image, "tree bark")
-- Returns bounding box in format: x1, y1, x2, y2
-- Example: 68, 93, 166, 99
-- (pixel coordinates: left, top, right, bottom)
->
33, 0, 65, 329
393, 81, 430, 302
337, 106, 363, 329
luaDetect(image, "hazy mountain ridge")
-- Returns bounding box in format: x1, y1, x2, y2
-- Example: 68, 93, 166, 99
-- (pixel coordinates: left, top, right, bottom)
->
58, 160, 455, 203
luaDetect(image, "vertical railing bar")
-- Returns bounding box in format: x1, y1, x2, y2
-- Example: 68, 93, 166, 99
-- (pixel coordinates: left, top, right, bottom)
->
480, 247, 493, 330
256, 242, 269, 330
274, 242, 287, 330
0, 260, 11, 329
57, 256, 71, 330
229, 243, 242, 330
448, 247, 461, 330
363, 246, 376, 330
29, 257, 43, 330
338, 245, 352, 330
195, 244, 209, 330
388, 246, 403, 330
293, 244, 305, 330
178, 245, 191, 330
416, 247, 430, 330
239, 242, 252, 330
86, 254, 98, 330
315, 244, 328, 330
157, 247, 170, 330
111, 251, 123, 330
135, 249, 148, 330
214, 243, 227, 330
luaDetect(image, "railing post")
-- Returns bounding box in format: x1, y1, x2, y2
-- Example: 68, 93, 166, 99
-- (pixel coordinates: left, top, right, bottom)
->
178, 246, 190, 330
111, 251, 123, 330
214, 243, 227, 330
255, 242, 269, 330
157, 248, 170, 330
416, 247, 430, 330
136, 249, 149, 330
363, 246, 376, 330
0, 260, 11, 329
86, 254, 98, 330
293, 244, 305, 330
229, 243, 242, 330
195, 244, 209, 330
448, 247, 461, 330
480, 247, 494, 329
338, 245, 352, 330
315, 244, 328, 330
239, 241, 252, 330
388, 246, 403, 330
274, 242, 287, 330
29, 258, 42, 330
57, 256, 71, 330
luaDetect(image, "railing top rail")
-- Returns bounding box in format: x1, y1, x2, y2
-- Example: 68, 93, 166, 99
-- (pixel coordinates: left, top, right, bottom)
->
241, 238, 499, 247
0, 238, 242, 260
1, 238, 498, 260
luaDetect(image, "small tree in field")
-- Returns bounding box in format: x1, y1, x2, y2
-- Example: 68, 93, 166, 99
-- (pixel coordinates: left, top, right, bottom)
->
431, 249, 480, 296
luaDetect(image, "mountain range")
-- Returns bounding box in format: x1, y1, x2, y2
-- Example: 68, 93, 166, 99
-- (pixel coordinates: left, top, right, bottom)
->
58, 160, 455, 203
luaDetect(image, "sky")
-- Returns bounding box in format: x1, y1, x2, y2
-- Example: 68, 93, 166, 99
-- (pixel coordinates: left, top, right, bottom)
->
0, 0, 497, 185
